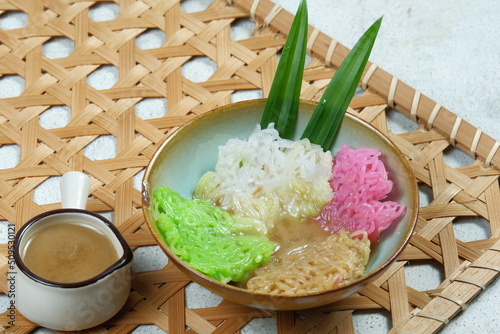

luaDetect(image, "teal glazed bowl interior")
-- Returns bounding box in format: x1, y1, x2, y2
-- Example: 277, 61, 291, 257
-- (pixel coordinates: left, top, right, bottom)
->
142, 99, 418, 310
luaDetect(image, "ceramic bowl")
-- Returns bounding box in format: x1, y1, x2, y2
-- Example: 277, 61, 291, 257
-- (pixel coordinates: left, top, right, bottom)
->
14, 172, 133, 330
142, 99, 418, 310
14, 210, 133, 330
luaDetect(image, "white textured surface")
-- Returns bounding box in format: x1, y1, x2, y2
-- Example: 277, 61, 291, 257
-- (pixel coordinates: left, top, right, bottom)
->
285, 0, 500, 143
0, 0, 498, 333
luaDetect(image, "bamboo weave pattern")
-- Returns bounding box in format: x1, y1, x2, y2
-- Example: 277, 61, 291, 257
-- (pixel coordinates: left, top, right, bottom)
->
0, 0, 499, 333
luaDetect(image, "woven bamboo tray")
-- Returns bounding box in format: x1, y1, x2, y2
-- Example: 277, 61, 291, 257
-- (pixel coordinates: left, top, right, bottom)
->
1, 0, 499, 332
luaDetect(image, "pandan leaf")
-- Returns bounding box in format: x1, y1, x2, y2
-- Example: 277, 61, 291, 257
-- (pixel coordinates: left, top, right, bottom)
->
260, 0, 308, 139
301, 17, 382, 150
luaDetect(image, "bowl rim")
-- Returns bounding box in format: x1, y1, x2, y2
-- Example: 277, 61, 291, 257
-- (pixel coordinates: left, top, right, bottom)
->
142, 98, 419, 301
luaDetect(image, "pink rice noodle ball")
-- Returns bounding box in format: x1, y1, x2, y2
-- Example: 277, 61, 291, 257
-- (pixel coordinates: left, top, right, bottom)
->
317, 145, 405, 241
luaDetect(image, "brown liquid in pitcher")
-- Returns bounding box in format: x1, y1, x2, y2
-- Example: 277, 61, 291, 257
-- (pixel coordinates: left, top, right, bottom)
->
23, 222, 119, 283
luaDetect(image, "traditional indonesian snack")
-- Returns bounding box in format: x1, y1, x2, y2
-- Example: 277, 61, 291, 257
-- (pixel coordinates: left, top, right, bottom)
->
151, 139, 404, 294
151, 186, 276, 283
317, 145, 405, 241
245, 227, 370, 296
194, 125, 333, 234
146, 10, 397, 297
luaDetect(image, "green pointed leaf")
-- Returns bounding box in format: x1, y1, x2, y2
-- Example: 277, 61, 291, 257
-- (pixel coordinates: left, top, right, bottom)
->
301, 17, 382, 150
260, 0, 308, 139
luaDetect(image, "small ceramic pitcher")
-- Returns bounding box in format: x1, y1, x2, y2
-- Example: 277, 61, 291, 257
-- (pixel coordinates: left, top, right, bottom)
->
14, 172, 133, 331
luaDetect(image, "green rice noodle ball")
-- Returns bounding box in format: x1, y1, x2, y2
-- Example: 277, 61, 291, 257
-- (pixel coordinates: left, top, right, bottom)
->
152, 186, 277, 283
